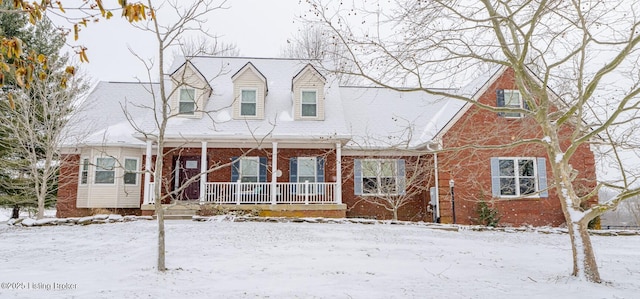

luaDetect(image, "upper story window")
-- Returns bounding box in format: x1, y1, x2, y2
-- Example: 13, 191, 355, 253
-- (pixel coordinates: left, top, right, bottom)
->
490, 157, 548, 198
124, 158, 138, 185
301, 90, 317, 117
95, 157, 115, 184
240, 89, 257, 116
497, 89, 525, 118
292, 64, 326, 120
354, 159, 406, 196
179, 88, 196, 115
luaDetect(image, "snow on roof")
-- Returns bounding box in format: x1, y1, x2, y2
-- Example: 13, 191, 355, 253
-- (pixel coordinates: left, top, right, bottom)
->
339, 87, 465, 149
153, 56, 351, 141
63, 57, 497, 150
62, 81, 159, 147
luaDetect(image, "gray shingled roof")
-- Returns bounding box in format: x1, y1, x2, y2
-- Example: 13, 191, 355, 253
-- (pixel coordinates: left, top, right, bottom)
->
63, 57, 494, 149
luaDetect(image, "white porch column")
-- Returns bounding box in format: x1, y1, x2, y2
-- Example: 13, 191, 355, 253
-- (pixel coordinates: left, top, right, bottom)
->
335, 142, 342, 204
271, 142, 278, 205
200, 141, 207, 203
143, 140, 152, 205
433, 152, 440, 221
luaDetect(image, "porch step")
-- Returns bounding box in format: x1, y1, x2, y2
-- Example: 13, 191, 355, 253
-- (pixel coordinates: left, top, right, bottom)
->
156, 214, 195, 220
156, 205, 198, 220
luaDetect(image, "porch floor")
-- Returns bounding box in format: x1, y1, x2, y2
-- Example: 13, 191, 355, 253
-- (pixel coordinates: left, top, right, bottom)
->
141, 203, 347, 219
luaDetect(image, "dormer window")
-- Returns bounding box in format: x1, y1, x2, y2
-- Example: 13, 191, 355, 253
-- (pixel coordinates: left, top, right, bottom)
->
232, 62, 268, 120
179, 88, 196, 115
301, 90, 317, 117
292, 64, 326, 121
241, 89, 257, 116
170, 60, 213, 119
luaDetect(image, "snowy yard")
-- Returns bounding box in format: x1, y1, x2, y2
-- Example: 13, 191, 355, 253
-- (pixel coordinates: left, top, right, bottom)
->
1, 219, 639, 298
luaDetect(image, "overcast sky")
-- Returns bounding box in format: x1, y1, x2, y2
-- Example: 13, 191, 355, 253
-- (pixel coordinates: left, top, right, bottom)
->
66, 0, 304, 82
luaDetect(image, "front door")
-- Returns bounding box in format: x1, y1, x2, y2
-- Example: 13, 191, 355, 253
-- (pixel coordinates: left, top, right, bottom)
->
174, 156, 201, 201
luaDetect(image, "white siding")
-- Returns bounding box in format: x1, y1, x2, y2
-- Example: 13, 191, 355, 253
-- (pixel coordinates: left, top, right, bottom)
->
233, 68, 266, 119
293, 68, 325, 120
170, 64, 211, 119
76, 147, 144, 209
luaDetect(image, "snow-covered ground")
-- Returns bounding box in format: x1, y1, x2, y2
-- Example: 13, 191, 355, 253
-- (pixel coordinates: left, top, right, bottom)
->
0, 208, 56, 222
1, 219, 639, 298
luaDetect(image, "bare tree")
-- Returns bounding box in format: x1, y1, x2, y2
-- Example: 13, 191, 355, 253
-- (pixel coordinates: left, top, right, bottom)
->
281, 24, 329, 60
176, 35, 239, 57
348, 155, 432, 221
305, 0, 640, 283
281, 24, 360, 85
119, 0, 230, 272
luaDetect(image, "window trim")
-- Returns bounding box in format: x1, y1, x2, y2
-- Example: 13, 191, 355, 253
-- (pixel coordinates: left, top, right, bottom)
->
296, 157, 317, 183
297, 157, 318, 195
178, 88, 196, 115
94, 157, 116, 185
79, 157, 89, 185
493, 157, 540, 199
503, 90, 523, 118
123, 157, 139, 186
300, 89, 318, 118
239, 156, 260, 182
240, 88, 258, 117
358, 159, 403, 196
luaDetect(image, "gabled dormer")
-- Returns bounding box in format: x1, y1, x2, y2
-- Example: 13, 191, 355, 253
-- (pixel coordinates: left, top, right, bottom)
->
292, 64, 326, 121
170, 60, 212, 118
232, 62, 268, 120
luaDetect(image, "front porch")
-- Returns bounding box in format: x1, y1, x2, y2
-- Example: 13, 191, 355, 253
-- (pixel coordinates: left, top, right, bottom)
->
141, 181, 347, 218
143, 181, 340, 205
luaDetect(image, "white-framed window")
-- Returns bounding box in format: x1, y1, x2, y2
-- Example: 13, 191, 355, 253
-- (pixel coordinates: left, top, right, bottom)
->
297, 157, 317, 183
179, 88, 196, 115
504, 90, 522, 118
354, 159, 405, 196
79, 158, 89, 185
240, 89, 257, 116
363, 160, 397, 195
491, 157, 548, 198
239, 157, 259, 182
124, 158, 139, 185
95, 157, 116, 184
297, 157, 317, 194
301, 90, 317, 117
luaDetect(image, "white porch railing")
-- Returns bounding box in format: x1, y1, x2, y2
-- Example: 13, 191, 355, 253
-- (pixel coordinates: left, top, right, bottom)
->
143, 181, 337, 205
204, 181, 337, 204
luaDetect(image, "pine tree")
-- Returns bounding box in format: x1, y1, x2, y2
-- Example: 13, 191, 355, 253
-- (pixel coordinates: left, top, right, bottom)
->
0, 2, 86, 219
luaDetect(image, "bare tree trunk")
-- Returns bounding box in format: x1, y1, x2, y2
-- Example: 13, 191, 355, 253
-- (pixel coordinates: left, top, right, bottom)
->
578, 222, 601, 282
156, 199, 166, 271
154, 157, 166, 271
393, 208, 398, 221
11, 206, 19, 219
36, 170, 48, 220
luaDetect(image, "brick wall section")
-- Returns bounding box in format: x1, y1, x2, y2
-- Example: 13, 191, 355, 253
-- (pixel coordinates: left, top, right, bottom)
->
150, 147, 430, 221
341, 155, 433, 221
56, 154, 80, 217
437, 68, 597, 226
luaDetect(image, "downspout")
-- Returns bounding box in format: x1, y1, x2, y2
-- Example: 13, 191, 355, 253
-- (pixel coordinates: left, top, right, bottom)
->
433, 152, 440, 222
